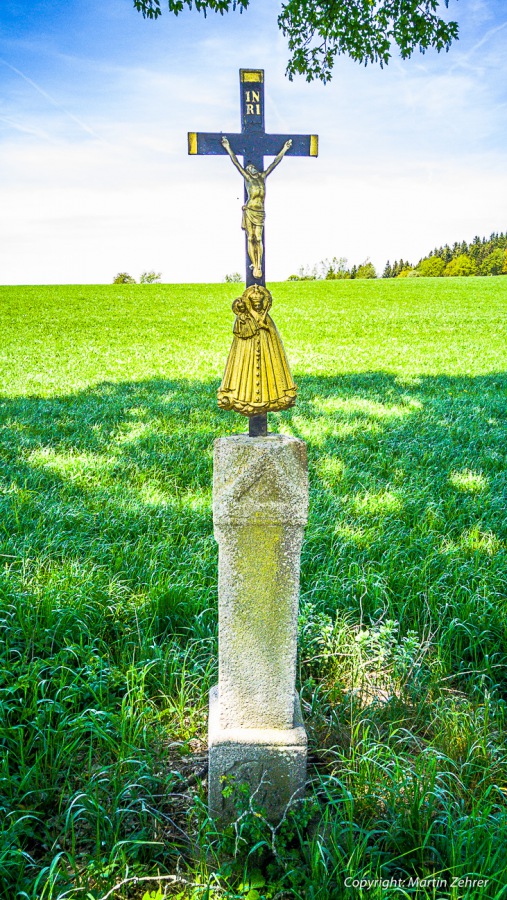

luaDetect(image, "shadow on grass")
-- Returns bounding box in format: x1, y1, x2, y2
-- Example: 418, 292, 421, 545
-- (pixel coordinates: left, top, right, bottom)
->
0, 370, 506, 671
1, 371, 507, 897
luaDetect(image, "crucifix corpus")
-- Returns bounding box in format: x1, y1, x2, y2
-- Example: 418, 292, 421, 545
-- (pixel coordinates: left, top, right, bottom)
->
188, 70, 318, 823
188, 68, 318, 437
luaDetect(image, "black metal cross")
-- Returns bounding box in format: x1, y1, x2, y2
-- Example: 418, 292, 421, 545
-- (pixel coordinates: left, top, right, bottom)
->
188, 68, 318, 288
188, 68, 318, 437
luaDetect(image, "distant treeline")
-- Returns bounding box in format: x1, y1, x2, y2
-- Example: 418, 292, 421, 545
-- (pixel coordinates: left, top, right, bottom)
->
384, 232, 507, 278
287, 257, 377, 280
286, 232, 507, 282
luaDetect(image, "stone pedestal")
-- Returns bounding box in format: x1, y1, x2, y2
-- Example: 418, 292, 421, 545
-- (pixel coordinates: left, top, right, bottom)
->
209, 434, 308, 822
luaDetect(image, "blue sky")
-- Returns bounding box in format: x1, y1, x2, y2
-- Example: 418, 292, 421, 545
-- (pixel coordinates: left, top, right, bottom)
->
0, 0, 506, 283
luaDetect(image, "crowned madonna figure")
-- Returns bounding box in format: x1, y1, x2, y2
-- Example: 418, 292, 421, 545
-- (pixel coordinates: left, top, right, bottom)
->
217, 285, 296, 416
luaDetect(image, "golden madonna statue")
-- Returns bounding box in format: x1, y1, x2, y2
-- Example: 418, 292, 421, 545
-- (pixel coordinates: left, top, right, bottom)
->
218, 285, 297, 416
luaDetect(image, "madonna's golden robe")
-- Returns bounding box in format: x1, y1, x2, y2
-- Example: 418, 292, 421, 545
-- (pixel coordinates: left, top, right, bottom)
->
217, 287, 296, 416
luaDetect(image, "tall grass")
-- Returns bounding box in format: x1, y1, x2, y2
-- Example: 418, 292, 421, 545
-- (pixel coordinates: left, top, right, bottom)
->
0, 278, 506, 898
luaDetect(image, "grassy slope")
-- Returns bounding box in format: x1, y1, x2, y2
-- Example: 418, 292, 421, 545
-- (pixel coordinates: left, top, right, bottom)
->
1, 278, 507, 899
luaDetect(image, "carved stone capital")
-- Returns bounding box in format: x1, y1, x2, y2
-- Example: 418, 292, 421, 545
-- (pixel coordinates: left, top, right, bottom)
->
213, 434, 308, 527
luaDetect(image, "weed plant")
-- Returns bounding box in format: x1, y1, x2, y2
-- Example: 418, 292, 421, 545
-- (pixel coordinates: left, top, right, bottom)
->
0, 278, 506, 898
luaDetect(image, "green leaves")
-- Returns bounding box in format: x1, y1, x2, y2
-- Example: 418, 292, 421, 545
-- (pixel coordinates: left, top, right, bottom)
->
278, 0, 459, 81
133, 0, 458, 80
238, 867, 266, 895
134, 0, 162, 19
134, 0, 249, 20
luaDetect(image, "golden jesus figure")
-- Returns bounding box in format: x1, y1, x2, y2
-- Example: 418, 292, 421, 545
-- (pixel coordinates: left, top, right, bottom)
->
221, 136, 292, 279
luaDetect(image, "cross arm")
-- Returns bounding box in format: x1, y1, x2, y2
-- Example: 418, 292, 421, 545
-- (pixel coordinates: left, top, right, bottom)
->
188, 132, 243, 155
188, 132, 318, 158
272, 134, 318, 157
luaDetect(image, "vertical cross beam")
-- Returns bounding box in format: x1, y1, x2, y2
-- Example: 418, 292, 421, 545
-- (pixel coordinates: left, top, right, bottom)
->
188, 68, 318, 291
240, 69, 266, 289
188, 69, 318, 436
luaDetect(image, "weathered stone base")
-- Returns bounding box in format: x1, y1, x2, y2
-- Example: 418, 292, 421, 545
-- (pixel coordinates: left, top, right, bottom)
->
208, 685, 307, 823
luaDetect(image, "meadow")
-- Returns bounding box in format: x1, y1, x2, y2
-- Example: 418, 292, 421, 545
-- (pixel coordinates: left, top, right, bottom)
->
1, 277, 507, 900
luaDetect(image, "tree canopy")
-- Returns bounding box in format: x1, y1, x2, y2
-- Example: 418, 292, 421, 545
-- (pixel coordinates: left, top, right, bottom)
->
133, 0, 459, 81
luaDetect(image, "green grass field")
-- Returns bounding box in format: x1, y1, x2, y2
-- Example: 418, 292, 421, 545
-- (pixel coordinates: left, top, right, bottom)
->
1, 278, 507, 899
